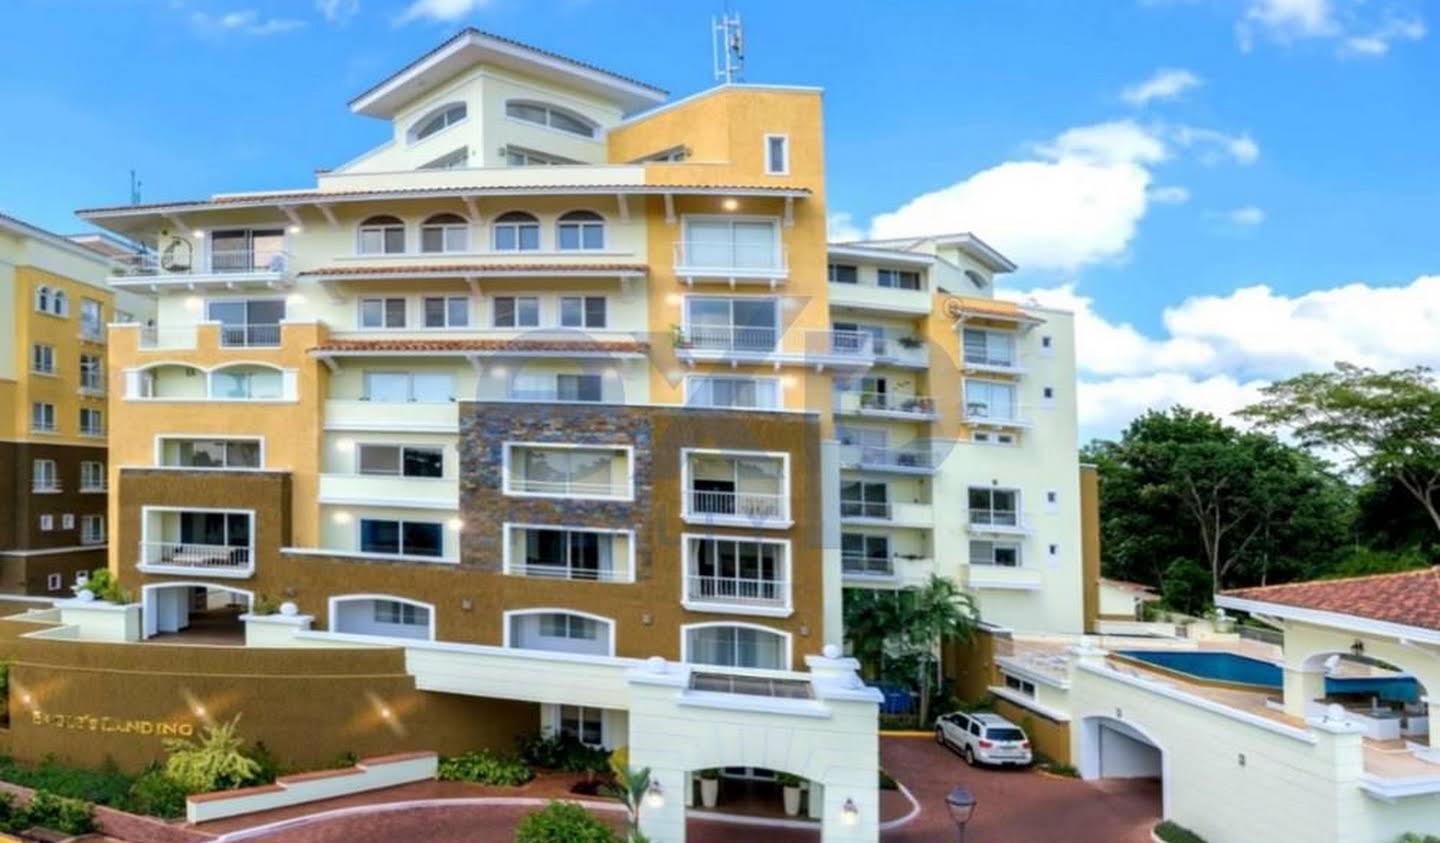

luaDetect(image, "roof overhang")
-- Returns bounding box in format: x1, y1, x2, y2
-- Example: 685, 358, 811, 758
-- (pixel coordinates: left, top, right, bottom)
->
349, 29, 667, 118
0, 213, 118, 268
932, 233, 1018, 274
826, 244, 935, 266
1215, 594, 1440, 647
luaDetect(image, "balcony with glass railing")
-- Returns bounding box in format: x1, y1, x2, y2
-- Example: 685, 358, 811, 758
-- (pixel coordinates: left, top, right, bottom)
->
834, 390, 938, 420
839, 498, 934, 528
809, 330, 929, 368
837, 444, 938, 475
112, 248, 294, 288
962, 328, 1026, 376
673, 240, 788, 285
504, 445, 631, 501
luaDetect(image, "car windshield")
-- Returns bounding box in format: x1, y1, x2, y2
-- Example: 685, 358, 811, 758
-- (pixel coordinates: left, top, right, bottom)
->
987, 728, 1026, 741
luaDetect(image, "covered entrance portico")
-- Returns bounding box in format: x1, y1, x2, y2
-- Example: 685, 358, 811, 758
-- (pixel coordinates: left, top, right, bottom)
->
142, 581, 252, 644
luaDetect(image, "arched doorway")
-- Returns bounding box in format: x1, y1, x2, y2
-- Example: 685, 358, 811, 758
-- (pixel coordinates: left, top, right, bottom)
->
1077, 716, 1167, 818
141, 582, 252, 644
1295, 650, 1430, 747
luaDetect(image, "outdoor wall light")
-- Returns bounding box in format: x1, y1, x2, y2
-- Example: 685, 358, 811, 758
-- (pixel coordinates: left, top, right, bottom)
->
287, 225, 302, 234
841, 798, 859, 826
644, 778, 664, 809
448, 518, 464, 530
332, 511, 352, 525
379, 707, 394, 721
192, 230, 205, 238
193, 704, 207, 718
335, 438, 355, 451
722, 198, 740, 212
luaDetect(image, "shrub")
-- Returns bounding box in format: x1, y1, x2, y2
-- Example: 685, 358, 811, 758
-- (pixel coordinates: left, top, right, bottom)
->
438, 750, 533, 787
244, 741, 281, 785
163, 716, 263, 793
1155, 820, 1209, 843
0, 755, 134, 806
515, 800, 615, 843
82, 568, 130, 604
123, 766, 190, 819
1398, 835, 1440, 843
15, 790, 96, 835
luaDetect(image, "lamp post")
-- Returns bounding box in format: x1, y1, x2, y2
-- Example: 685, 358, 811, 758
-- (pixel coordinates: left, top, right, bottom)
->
946, 786, 977, 842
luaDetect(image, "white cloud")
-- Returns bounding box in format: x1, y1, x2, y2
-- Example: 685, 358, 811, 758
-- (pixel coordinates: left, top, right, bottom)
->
1148, 185, 1191, 204
1235, 0, 1424, 56
396, 0, 490, 24
1036, 120, 1170, 166
1005, 275, 1440, 437
1171, 126, 1260, 165
191, 9, 305, 36
316, 0, 360, 23
827, 212, 865, 243
1121, 68, 1203, 106
1224, 205, 1266, 225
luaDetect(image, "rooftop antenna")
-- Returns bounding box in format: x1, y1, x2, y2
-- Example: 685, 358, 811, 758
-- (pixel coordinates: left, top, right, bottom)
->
712, 11, 744, 84
129, 170, 142, 206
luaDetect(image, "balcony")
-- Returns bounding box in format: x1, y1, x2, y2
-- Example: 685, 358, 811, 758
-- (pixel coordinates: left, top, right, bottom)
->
841, 553, 895, 580
675, 325, 780, 362
839, 500, 934, 528
684, 489, 788, 523
125, 364, 298, 403
835, 391, 938, 421
809, 330, 929, 368
684, 573, 791, 613
137, 541, 253, 578
318, 474, 459, 510
674, 241, 788, 287
963, 351, 1026, 377
324, 400, 459, 433
504, 444, 632, 501
682, 451, 790, 527
112, 249, 294, 291
962, 403, 1031, 430
967, 564, 1043, 591
838, 444, 938, 475
503, 526, 635, 583
967, 509, 1032, 536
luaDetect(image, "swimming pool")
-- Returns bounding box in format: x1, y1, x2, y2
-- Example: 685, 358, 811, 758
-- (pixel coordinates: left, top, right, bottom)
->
1118, 650, 1421, 703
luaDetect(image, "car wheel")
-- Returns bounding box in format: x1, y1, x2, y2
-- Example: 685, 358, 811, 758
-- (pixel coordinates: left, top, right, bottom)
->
963, 745, 976, 766
935, 727, 946, 747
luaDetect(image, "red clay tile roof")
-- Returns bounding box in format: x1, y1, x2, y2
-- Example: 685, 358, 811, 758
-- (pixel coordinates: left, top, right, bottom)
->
1222, 567, 1440, 632
310, 338, 650, 355
298, 263, 647, 277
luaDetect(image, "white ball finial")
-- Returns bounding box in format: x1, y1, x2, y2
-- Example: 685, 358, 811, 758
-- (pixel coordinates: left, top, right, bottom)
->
647, 656, 668, 673
279, 601, 299, 617
822, 644, 841, 659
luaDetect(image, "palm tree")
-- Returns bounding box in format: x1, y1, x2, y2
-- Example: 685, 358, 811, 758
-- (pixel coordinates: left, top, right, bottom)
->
844, 576, 979, 725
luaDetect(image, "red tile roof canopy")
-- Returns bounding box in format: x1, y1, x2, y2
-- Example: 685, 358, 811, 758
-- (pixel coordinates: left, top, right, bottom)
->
1221, 567, 1440, 633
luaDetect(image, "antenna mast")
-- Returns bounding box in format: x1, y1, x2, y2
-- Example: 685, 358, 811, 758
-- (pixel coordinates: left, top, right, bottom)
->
712, 12, 745, 84
129, 170, 142, 206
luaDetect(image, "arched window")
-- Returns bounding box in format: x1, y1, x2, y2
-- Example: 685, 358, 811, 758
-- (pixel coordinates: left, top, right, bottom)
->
505, 609, 613, 656
683, 623, 789, 669
330, 595, 434, 641
51, 289, 68, 316
493, 211, 540, 252
557, 210, 605, 251
34, 285, 50, 313
358, 215, 406, 255
209, 364, 284, 400
504, 100, 598, 139
420, 213, 470, 254
410, 103, 467, 143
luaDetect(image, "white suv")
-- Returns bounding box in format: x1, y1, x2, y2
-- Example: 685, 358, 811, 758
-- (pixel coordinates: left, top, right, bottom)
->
935, 711, 1033, 767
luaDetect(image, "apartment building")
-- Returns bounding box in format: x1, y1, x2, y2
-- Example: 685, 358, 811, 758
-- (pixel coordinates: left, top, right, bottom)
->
0, 213, 147, 594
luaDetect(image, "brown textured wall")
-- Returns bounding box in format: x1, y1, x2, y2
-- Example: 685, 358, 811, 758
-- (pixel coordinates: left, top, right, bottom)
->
0, 619, 536, 772
0, 442, 16, 551
1080, 464, 1101, 634
991, 697, 1071, 765
944, 628, 998, 704
1, 441, 108, 551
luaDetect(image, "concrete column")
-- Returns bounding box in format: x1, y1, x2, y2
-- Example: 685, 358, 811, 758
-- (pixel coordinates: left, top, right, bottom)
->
1427, 699, 1439, 750
1283, 667, 1326, 720
807, 781, 824, 821
636, 766, 687, 843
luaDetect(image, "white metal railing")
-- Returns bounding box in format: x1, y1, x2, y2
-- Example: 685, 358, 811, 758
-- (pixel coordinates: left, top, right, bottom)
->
685, 573, 789, 606
679, 325, 779, 353
685, 489, 787, 521
674, 241, 787, 274
31, 422, 57, 434
114, 249, 291, 277
963, 402, 1028, 425
969, 509, 1021, 528
840, 499, 890, 519
509, 561, 627, 583
819, 329, 875, 356
31, 480, 61, 493
842, 554, 895, 577
81, 526, 106, 545
217, 323, 283, 348
139, 541, 252, 571
508, 477, 626, 498
844, 445, 935, 471
80, 482, 107, 493
964, 351, 1019, 369
843, 391, 936, 416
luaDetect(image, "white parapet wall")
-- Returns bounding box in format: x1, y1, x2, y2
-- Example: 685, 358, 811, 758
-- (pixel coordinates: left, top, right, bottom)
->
52, 598, 141, 642
186, 751, 439, 824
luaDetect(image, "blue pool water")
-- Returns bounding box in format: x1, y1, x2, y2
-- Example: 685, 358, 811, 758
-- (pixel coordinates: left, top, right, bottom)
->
1119, 650, 1421, 704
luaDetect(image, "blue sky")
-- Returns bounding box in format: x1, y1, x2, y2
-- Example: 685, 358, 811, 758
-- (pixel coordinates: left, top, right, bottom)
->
3, 0, 1436, 439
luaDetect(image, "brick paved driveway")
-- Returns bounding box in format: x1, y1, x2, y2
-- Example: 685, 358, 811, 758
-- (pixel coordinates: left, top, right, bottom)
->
203, 737, 1161, 843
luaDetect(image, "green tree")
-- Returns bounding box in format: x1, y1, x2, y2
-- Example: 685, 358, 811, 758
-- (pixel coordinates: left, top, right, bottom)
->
1160, 558, 1212, 616
1242, 363, 1440, 536
1086, 407, 1350, 599
843, 576, 978, 725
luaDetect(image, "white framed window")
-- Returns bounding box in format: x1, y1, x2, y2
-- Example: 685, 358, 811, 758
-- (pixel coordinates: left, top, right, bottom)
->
357, 444, 444, 478
877, 268, 922, 290
493, 296, 540, 328
423, 296, 470, 328
507, 525, 630, 581
357, 216, 406, 255
359, 518, 444, 558
1002, 671, 1037, 698
503, 146, 578, 167
683, 623, 790, 670
559, 296, 606, 328
31, 344, 55, 374
970, 539, 1022, 567
680, 218, 781, 272
359, 297, 407, 329
50, 289, 69, 316
32, 460, 59, 492
509, 372, 603, 402
80, 354, 103, 392
31, 402, 56, 433
493, 212, 540, 251
968, 487, 1020, 526
557, 705, 604, 747
1040, 334, 1055, 356
61, 513, 75, 530
506, 610, 615, 656
828, 263, 858, 284
374, 600, 426, 626
963, 329, 1016, 367
80, 461, 105, 492
362, 371, 455, 403
410, 102, 466, 143
34, 285, 51, 313
39, 515, 54, 532
682, 534, 791, 614
557, 210, 605, 250
46, 573, 63, 592
209, 366, 283, 401
682, 295, 780, 350
420, 214, 470, 253
683, 375, 781, 410
161, 438, 263, 469
764, 134, 789, 175
504, 444, 632, 501
965, 379, 1018, 421
505, 100, 598, 138
331, 595, 434, 640
79, 408, 103, 436
80, 298, 104, 339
